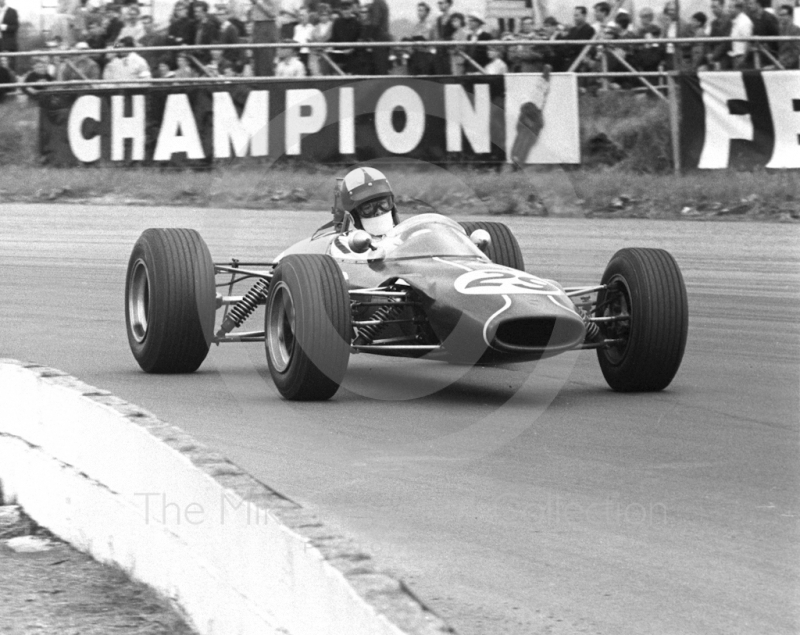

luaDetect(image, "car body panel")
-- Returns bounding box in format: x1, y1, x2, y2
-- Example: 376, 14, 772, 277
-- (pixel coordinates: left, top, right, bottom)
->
276, 214, 587, 363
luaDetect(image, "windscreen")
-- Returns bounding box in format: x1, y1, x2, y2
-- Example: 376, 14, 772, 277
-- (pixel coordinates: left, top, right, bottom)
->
380, 214, 488, 261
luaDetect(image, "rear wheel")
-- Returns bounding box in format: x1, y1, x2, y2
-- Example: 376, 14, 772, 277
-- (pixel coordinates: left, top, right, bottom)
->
125, 228, 215, 373
265, 254, 351, 401
596, 248, 688, 391
459, 221, 524, 270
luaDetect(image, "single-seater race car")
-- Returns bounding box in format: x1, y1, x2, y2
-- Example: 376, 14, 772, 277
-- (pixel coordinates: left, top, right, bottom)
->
125, 213, 688, 401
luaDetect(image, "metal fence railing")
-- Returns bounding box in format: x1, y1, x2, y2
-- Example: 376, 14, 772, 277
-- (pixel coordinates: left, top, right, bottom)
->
3, 36, 798, 173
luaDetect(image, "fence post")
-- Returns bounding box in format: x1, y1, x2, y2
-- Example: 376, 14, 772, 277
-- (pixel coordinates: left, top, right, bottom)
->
668, 73, 681, 175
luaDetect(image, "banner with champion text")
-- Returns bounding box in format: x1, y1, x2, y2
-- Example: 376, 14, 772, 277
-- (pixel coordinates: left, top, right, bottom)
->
681, 71, 800, 170
37, 75, 580, 167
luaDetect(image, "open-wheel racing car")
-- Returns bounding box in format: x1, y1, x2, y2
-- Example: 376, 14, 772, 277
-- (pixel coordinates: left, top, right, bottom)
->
125, 211, 688, 401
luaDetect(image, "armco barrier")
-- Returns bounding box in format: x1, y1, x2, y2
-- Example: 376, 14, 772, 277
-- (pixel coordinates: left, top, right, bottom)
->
0, 359, 453, 635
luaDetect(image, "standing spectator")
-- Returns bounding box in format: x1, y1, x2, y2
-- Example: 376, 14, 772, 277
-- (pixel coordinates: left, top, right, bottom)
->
556, 6, 595, 71
280, 0, 303, 40
508, 16, 545, 72
218, 5, 245, 71
250, 0, 279, 76
433, 0, 455, 74
775, 4, 800, 68
406, 2, 435, 75
689, 12, 709, 69
484, 44, 508, 73
104, 4, 125, 44
52, 0, 81, 48
116, 5, 146, 46
592, 1, 613, 39
356, 3, 391, 74
448, 12, 468, 75
328, 0, 360, 73
352, 5, 375, 74
308, 4, 333, 75
60, 41, 101, 81
661, 0, 694, 70
193, 2, 220, 64
22, 57, 54, 99
275, 40, 306, 76
466, 13, 491, 69
293, 8, 314, 73
705, 0, 732, 69
0, 54, 16, 102
139, 14, 169, 69
369, 0, 391, 41
728, 0, 753, 68
168, 2, 196, 48
103, 37, 152, 81
0, 0, 19, 71
747, 0, 779, 66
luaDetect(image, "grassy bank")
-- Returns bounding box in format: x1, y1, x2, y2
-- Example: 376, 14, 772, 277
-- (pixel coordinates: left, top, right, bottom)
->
0, 94, 798, 221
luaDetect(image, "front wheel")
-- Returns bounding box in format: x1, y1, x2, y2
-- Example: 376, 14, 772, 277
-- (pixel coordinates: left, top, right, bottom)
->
125, 228, 216, 373
265, 254, 352, 401
595, 248, 688, 392
459, 221, 525, 271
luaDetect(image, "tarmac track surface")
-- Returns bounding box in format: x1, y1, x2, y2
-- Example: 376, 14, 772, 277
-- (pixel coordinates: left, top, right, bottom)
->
1, 204, 798, 635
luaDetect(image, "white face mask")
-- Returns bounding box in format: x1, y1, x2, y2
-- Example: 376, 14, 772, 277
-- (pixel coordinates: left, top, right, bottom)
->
361, 211, 394, 237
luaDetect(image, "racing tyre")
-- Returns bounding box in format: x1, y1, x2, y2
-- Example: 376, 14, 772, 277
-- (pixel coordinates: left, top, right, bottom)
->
265, 254, 351, 401
459, 221, 525, 270
125, 228, 216, 373
595, 248, 688, 392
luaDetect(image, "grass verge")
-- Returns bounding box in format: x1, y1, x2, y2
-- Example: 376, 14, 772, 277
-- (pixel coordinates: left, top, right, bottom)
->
0, 95, 798, 222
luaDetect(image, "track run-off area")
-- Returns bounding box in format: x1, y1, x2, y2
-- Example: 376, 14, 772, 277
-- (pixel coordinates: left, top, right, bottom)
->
1, 204, 798, 635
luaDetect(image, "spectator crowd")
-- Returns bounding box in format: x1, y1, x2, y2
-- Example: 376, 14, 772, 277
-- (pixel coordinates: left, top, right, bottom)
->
0, 0, 798, 100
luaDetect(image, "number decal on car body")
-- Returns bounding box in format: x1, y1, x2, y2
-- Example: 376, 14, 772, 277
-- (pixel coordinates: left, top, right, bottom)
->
454, 270, 560, 295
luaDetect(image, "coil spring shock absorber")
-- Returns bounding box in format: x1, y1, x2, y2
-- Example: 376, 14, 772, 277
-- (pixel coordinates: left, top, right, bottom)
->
577, 306, 602, 344
216, 278, 269, 337
355, 299, 404, 345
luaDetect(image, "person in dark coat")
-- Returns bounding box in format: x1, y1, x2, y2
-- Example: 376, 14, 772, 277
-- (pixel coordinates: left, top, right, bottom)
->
192, 2, 220, 64
433, 0, 456, 74
557, 6, 596, 71
747, 0, 779, 66
0, 0, 19, 71
168, 2, 197, 48
328, 0, 361, 73
466, 13, 492, 70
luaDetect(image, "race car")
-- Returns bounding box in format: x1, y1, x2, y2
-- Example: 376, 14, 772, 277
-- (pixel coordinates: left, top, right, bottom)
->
124, 213, 688, 401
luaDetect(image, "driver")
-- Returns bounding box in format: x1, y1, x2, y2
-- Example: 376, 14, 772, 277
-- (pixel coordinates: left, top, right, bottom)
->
338, 167, 399, 238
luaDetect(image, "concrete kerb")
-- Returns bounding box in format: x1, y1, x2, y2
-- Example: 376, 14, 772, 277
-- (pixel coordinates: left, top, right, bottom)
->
0, 359, 455, 635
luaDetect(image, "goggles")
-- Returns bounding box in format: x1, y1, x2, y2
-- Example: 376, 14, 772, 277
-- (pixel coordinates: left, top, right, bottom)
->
355, 195, 393, 218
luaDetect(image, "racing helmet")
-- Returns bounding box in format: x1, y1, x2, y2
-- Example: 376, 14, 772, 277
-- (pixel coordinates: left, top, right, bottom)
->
339, 167, 399, 236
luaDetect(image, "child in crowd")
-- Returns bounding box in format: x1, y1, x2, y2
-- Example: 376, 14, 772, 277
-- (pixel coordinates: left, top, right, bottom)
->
275, 41, 306, 77
484, 45, 508, 74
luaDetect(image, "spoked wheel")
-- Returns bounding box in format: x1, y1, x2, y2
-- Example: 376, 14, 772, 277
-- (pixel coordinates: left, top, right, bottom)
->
125, 228, 215, 373
265, 254, 351, 401
595, 248, 688, 392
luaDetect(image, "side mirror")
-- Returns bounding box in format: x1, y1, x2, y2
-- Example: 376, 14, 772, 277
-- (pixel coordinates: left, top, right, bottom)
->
469, 229, 491, 253
348, 230, 373, 254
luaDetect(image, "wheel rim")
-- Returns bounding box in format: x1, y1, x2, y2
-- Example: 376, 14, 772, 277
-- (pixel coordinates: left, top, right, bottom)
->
128, 259, 150, 343
267, 282, 296, 373
600, 275, 632, 365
